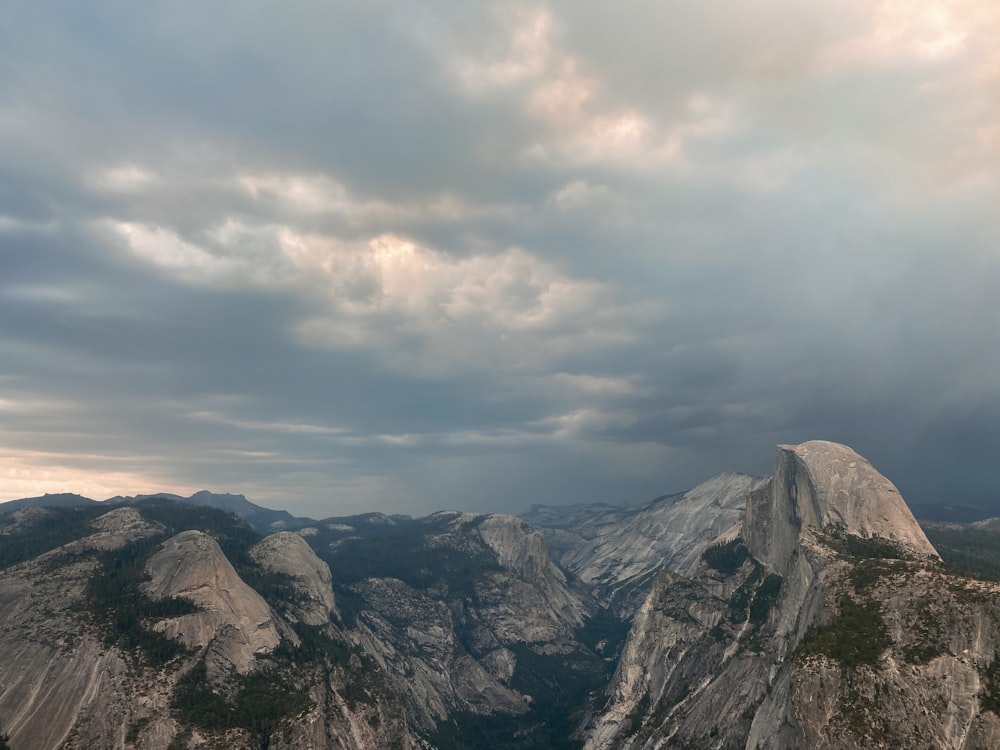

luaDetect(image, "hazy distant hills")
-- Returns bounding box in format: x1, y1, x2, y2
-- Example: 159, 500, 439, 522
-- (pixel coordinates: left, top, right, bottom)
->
4, 480, 996, 531
133, 490, 303, 531
0, 489, 304, 533
908, 499, 1000, 523
0, 492, 100, 513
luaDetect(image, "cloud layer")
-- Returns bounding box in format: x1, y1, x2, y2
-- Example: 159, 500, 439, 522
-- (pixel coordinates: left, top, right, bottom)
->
1, 1, 998, 517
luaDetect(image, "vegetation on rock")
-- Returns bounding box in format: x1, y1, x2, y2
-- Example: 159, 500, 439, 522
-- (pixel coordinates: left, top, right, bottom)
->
900, 605, 948, 665
701, 538, 751, 575
171, 657, 312, 745
749, 573, 783, 626
87, 537, 199, 665
0, 505, 107, 569
428, 640, 605, 750
85, 498, 290, 665
314, 514, 503, 600
980, 654, 1000, 714
923, 525, 1000, 581
797, 594, 892, 668
816, 524, 907, 560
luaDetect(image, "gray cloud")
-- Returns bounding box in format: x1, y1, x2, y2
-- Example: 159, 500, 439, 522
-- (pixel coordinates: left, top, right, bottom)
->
1, 1, 998, 518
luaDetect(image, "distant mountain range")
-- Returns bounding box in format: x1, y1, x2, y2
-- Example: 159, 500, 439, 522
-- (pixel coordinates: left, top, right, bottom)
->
2, 489, 305, 533
0, 492, 100, 512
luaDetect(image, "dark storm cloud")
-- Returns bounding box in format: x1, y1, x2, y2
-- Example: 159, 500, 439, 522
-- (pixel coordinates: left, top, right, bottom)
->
2, 0, 998, 517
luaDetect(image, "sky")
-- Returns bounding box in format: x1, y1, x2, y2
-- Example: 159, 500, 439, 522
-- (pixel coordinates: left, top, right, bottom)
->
1, 1, 999, 519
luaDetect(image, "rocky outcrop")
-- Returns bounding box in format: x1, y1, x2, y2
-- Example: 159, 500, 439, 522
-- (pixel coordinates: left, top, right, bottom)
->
0, 504, 427, 750
277, 672, 420, 750
585, 441, 1000, 750
746, 565, 1000, 750
0, 515, 163, 750
476, 514, 589, 638
6, 442, 991, 749
340, 511, 596, 732
525, 473, 766, 610
142, 530, 284, 675
350, 576, 529, 730
250, 531, 339, 625
745, 441, 939, 574
77, 506, 165, 551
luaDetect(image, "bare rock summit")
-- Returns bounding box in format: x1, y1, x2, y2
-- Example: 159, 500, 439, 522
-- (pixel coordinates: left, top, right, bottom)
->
250, 530, 339, 625
746, 440, 938, 574
142, 529, 283, 674
584, 441, 989, 750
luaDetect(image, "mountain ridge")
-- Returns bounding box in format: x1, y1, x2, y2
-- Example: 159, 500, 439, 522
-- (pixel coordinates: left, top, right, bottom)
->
584, 440, 1000, 750
2, 441, 1000, 748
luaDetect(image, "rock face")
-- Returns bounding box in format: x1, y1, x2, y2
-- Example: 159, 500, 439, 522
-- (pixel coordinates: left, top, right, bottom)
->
525, 473, 766, 611
75, 506, 164, 550
143, 530, 283, 675
585, 441, 1000, 750
350, 576, 530, 731
745, 441, 939, 574
335, 511, 598, 734
5, 442, 1000, 749
476, 513, 589, 638
0, 509, 164, 750
749, 569, 1000, 750
0, 499, 606, 749
250, 531, 339, 625
0, 503, 423, 750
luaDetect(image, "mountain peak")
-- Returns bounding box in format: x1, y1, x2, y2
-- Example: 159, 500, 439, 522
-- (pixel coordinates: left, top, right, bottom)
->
0, 492, 98, 514
142, 530, 283, 674
746, 440, 938, 571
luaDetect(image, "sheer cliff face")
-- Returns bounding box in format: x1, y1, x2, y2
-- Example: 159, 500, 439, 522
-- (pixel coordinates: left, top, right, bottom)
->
476, 513, 590, 636
745, 441, 938, 575
587, 441, 1000, 750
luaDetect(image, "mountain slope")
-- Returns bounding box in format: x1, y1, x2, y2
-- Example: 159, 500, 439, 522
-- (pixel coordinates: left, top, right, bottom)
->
585, 441, 1000, 750
142, 529, 286, 675
305, 510, 606, 744
0, 492, 98, 513
0, 499, 611, 749
4, 441, 998, 748
121, 490, 303, 532
524, 473, 766, 611
0, 500, 419, 750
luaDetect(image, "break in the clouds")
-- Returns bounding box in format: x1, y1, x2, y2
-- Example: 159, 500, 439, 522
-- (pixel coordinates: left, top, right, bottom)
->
1, 1, 998, 518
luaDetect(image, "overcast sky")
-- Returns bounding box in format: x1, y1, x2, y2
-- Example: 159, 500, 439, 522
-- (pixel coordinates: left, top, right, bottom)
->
2, 1, 998, 518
